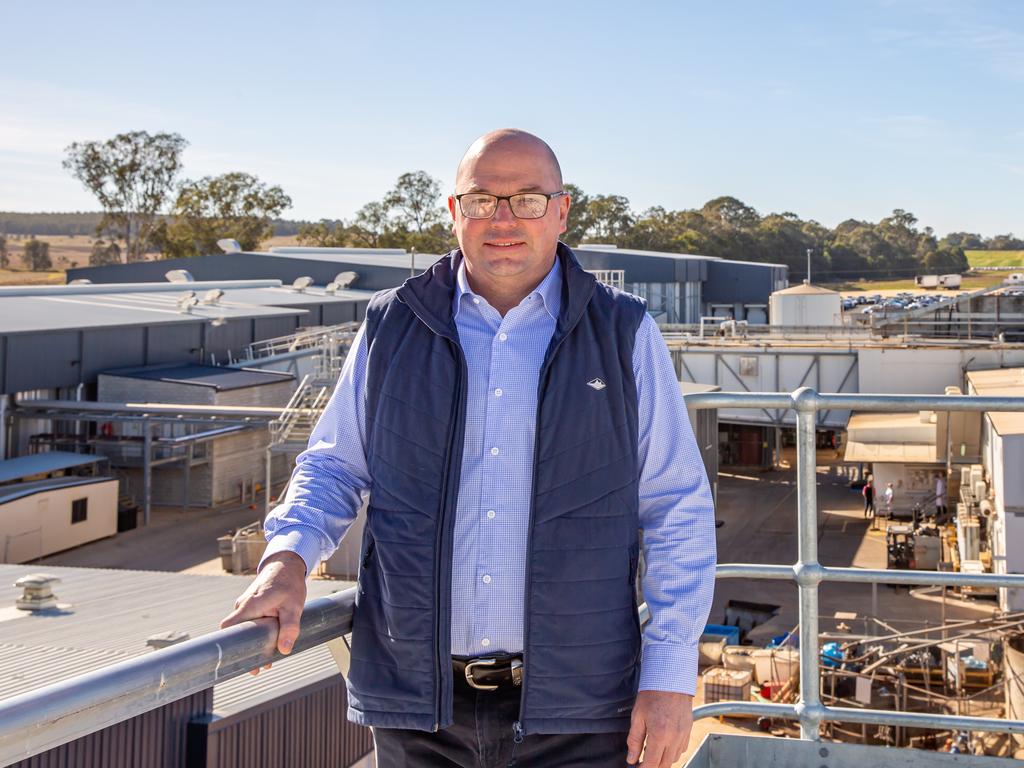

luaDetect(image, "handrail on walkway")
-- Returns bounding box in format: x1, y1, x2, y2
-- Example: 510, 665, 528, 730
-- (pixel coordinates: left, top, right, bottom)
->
2, 388, 1024, 762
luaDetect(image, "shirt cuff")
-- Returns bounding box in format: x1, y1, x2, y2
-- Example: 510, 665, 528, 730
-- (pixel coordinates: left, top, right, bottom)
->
259, 527, 325, 577
638, 642, 699, 695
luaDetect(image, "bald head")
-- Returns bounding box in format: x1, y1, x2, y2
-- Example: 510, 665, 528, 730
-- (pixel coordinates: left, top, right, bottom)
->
455, 129, 563, 191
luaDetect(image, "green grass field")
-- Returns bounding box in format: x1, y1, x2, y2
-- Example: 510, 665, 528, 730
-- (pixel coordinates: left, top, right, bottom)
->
966, 250, 1024, 267
823, 270, 1014, 293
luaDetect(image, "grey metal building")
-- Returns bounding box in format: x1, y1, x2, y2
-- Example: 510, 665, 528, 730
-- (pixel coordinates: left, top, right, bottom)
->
0, 564, 373, 768
0, 281, 372, 397
66, 245, 788, 325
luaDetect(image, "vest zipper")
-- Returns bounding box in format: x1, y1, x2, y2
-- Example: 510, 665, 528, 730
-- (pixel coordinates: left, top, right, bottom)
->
435, 339, 468, 732
513, 325, 577, 742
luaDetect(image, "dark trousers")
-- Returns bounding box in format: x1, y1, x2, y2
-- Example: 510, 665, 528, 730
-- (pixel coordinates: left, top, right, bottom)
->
372, 674, 630, 768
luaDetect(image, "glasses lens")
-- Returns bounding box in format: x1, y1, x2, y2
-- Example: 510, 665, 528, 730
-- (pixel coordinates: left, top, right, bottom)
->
509, 194, 549, 219
459, 194, 497, 219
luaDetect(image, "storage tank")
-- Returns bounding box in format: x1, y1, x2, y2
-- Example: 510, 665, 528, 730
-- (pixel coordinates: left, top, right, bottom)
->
768, 282, 841, 326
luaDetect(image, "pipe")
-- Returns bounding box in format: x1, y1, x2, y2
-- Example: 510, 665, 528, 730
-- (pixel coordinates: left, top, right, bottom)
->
714, 562, 1024, 590
684, 391, 1024, 414
794, 389, 823, 740
0, 280, 282, 297
14, 398, 287, 419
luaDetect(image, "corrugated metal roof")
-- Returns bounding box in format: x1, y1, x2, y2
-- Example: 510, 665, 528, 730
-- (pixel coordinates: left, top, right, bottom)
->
267, 248, 442, 271
211, 286, 375, 307
0, 565, 352, 716
0, 475, 114, 505
99, 364, 293, 391
843, 411, 940, 463
966, 367, 1024, 436
0, 452, 105, 484
0, 292, 305, 335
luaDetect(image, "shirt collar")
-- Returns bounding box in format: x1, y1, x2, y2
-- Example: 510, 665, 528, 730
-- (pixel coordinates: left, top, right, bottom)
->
453, 254, 561, 321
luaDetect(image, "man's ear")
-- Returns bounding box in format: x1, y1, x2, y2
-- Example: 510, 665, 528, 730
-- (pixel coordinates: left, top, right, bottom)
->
558, 193, 570, 235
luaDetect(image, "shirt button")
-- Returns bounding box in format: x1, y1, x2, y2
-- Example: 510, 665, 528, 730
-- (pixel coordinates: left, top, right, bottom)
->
482, 574, 492, 584
472, 297, 481, 305
481, 638, 491, 647
494, 388, 503, 397
490, 447, 500, 456
498, 332, 508, 342
486, 510, 496, 519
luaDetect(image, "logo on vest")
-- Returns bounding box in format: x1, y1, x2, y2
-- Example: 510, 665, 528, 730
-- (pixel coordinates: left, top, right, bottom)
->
587, 378, 607, 391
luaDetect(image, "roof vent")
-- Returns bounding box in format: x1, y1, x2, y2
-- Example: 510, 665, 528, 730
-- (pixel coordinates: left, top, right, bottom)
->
217, 238, 242, 254
291, 276, 314, 293
177, 291, 198, 313
146, 630, 190, 650
68, 278, 92, 285
14, 573, 61, 611
165, 269, 195, 283
201, 288, 225, 305
325, 271, 359, 293
334, 271, 358, 289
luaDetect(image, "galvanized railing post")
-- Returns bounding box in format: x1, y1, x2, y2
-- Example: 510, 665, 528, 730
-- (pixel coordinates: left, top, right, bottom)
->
793, 387, 824, 740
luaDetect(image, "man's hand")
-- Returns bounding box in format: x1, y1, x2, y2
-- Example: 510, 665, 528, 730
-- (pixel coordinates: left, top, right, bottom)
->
626, 690, 693, 767
220, 551, 307, 675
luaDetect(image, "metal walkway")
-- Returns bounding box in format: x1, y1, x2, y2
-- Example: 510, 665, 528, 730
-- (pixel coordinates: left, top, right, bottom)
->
3, 389, 1024, 766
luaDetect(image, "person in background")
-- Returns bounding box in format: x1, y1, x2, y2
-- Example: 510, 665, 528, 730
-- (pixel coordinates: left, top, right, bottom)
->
883, 482, 895, 518
862, 474, 875, 518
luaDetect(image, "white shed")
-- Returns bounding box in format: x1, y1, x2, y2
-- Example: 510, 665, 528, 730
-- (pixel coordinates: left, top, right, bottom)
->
769, 282, 841, 326
0, 453, 118, 563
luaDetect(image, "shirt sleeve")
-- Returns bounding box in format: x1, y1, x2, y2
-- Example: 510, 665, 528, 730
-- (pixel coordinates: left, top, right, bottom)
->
633, 312, 717, 695
260, 321, 371, 576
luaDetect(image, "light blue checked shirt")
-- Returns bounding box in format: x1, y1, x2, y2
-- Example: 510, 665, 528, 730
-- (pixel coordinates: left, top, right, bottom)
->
263, 257, 716, 694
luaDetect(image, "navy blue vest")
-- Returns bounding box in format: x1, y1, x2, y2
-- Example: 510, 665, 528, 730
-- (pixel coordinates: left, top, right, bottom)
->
346, 243, 647, 735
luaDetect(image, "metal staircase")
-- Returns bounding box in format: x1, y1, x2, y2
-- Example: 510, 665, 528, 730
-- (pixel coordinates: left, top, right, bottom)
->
264, 334, 351, 515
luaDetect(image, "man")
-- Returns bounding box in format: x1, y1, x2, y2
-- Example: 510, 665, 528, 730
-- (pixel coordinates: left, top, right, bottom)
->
222, 129, 716, 767
862, 474, 875, 519
884, 482, 895, 518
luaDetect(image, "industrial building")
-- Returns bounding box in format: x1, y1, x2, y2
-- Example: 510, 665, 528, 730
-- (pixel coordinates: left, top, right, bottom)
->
67, 244, 789, 324
95, 365, 295, 508
0, 564, 372, 768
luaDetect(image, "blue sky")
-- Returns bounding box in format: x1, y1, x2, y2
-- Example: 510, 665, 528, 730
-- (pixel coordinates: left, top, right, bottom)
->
2, 0, 1022, 237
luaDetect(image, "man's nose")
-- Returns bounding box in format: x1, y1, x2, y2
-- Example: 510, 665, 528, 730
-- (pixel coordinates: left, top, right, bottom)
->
492, 198, 517, 224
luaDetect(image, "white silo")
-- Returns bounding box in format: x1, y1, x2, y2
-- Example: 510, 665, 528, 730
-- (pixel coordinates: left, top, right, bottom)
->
769, 282, 841, 326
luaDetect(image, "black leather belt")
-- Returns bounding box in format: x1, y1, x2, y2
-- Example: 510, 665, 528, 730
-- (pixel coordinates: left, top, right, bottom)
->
452, 654, 523, 691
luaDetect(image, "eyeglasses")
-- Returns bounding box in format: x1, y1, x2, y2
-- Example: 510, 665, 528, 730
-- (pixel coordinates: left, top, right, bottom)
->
454, 191, 567, 220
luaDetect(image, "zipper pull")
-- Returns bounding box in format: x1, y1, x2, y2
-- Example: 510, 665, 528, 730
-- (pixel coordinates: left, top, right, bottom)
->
512, 721, 524, 744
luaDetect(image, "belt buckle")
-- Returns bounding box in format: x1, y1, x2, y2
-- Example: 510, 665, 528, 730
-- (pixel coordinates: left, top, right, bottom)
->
464, 658, 499, 691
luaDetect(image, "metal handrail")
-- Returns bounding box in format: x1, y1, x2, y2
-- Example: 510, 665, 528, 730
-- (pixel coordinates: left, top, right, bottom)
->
269, 374, 312, 443
685, 389, 1024, 740
3, 389, 1024, 762
0, 589, 356, 764
245, 322, 360, 360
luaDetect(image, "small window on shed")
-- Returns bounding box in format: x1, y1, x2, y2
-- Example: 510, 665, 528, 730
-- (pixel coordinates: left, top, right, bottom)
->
71, 498, 88, 524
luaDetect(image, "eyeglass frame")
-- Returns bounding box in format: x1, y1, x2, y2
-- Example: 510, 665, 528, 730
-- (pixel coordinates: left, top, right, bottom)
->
453, 190, 568, 220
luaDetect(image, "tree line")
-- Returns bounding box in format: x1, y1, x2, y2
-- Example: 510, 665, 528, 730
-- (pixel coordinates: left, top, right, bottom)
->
297, 176, 1020, 279
4, 129, 1021, 278
54, 131, 291, 265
